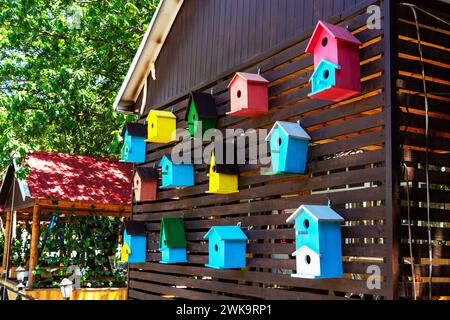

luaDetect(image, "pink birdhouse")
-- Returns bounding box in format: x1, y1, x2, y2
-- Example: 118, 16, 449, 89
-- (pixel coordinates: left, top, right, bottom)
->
227, 72, 269, 117
305, 21, 362, 102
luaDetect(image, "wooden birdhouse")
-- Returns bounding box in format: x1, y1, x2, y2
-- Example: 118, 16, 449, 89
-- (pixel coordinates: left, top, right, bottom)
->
185, 92, 218, 137
206, 142, 239, 194
159, 154, 194, 188
227, 72, 269, 117
286, 205, 344, 279
265, 121, 311, 175
203, 226, 248, 269
122, 221, 147, 263
305, 20, 361, 101
146, 110, 177, 143
133, 167, 159, 202
121, 123, 147, 163
159, 217, 188, 264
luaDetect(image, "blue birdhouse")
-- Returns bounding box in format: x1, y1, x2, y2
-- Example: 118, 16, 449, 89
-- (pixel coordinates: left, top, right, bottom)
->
286, 205, 344, 279
122, 221, 147, 264
121, 123, 147, 163
265, 121, 311, 175
159, 155, 195, 188
308, 59, 341, 100
203, 226, 248, 269
159, 217, 188, 264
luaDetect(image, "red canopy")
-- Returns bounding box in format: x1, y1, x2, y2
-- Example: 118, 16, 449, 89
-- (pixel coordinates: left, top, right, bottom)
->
24, 152, 133, 205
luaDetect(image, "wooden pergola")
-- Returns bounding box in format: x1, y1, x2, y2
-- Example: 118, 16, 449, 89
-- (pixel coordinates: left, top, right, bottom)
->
0, 151, 133, 288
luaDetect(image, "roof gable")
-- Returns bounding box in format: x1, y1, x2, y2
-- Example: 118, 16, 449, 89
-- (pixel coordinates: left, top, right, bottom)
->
121, 123, 147, 138
204, 226, 248, 241
160, 217, 187, 248
149, 109, 177, 120
266, 121, 311, 141
286, 205, 344, 224
185, 92, 218, 120
207, 141, 240, 175
135, 167, 159, 180
292, 245, 320, 257
228, 72, 269, 88
124, 221, 147, 235
305, 20, 361, 54
310, 59, 341, 80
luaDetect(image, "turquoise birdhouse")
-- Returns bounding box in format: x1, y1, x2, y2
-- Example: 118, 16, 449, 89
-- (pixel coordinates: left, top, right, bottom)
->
159, 155, 194, 188
308, 59, 341, 100
286, 205, 344, 279
265, 121, 311, 175
121, 123, 147, 163
159, 217, 188, 264
122, 221, 147, 264
203, 226, 248, 269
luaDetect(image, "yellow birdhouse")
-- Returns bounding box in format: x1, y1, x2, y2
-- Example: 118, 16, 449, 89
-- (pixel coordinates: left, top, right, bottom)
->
206, 142, 239, 194
120, 242, 131, 263
146, 110, 177, 143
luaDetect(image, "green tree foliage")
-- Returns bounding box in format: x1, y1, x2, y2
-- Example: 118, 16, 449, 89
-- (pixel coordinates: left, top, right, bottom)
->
0, 0, 158, 171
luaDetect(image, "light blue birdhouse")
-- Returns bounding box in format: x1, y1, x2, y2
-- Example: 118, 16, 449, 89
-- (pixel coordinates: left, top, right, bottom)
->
159, 217, 188, 264
265, 121, 311, 175
123, 221, 147, 264
308, 59, 341, 99
159, 155, 194, 188
121, 123, 147, 163
203, 226, 248, 269
286, 205, 344, 279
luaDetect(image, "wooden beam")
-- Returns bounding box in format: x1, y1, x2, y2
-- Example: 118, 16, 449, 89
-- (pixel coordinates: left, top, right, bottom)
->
34, 199, 131, 215
28, 204, 40, 289
1, 211, 11, 274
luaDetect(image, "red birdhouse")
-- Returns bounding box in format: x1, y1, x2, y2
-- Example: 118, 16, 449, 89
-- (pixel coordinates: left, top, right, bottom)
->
305, 21, 362, 102
227, 72, 269, 117
133, 167, 159, 202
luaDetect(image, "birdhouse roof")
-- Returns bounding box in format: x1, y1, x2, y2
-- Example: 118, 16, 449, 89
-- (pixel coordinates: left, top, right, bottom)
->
185, 92, 218, 120
203, 226, 248, 241
310, 59, 341, 81
266, 121, 311, 141
228, 72, 269, 89
292, 245, 319, 257
135, 167, 159, 181
124, 221, 147, 235
286, 205, 344, 224
305, 20, 361, 54
160, 217, 187, 248
207, 141, 240, 175
149, 109, 177, 119
121, 122, 147, 137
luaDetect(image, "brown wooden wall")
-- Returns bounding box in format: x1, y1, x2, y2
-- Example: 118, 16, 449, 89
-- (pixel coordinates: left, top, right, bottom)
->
128, 0, 396, 300
145, 0, 370, 108
395, 3, 450, 299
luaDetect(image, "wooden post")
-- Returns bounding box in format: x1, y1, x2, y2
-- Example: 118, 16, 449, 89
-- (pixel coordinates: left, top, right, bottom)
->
1, 211, 12, 275
383, 0, 400, 300
28, 204, 40, 289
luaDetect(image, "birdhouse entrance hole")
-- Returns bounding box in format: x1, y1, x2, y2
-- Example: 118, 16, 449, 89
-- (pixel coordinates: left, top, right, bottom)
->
151, 123, 154, 128
305, 255, 311, 265
192, 114, 196, 120
215, 244, 219, 252
212, 165, 216, 173
321, 37, 328, 47
277, 138, 282, 146
237, 90, 242, 98
164, 240, 167, 246
304, 219, 310, 229
323, 70, 330, 79
165, 165, 169, 171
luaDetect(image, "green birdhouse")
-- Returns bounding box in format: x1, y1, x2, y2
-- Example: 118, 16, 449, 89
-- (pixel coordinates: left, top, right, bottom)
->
185, 92, 218, 138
